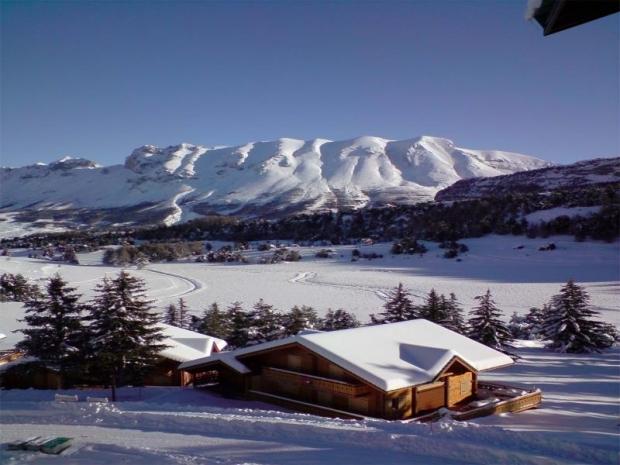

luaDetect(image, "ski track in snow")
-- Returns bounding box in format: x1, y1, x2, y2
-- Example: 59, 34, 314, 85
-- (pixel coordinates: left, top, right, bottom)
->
142, 267, 204, 302
289, 271, 391, 301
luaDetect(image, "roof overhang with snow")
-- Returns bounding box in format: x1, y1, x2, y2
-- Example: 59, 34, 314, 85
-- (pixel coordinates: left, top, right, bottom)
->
157, 323, 227, 363
179, 319, 514, 392
527, 0, 619, 36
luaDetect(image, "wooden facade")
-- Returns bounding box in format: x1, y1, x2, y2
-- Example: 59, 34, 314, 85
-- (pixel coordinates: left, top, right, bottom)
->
0, 361, 61, 389
1, 356, 192, 389
185, 343, 482, 420
142, 357, 193, 387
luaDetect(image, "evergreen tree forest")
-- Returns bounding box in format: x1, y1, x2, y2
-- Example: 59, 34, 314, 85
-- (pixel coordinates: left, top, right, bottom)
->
3, 182, 618, 251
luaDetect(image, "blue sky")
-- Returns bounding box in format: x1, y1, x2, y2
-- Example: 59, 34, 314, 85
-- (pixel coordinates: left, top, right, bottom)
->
1, 1, 618, 167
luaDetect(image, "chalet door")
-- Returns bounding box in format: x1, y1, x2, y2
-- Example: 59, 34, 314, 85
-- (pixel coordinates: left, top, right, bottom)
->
446, 372, 473, 406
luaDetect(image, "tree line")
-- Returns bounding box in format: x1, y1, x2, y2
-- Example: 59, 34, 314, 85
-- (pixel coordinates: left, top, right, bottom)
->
2, 183, 618, 252
164, 299, 359, 349
8, 273, 617, 397
370, 280, 617, 353
168, 280, 617, 354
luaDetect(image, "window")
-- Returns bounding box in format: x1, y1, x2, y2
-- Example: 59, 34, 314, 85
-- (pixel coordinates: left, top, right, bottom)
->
391, 398, 400, 410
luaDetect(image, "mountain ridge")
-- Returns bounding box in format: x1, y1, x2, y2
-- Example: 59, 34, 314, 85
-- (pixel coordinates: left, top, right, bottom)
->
1, 135, 550, 227
435, 156, 620, 202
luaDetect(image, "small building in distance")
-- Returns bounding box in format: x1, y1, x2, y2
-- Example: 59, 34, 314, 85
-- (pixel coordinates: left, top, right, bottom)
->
180, 320, 517, 420
0, 324, 227, 389
140, 323, 227, 386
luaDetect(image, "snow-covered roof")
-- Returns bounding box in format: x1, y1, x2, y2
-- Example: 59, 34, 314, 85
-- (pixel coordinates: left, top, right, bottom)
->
158, 323, 227, 363
179, 319, 513, 391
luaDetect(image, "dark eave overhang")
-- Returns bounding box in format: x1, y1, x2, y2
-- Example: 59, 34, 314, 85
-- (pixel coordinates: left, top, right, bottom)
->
533, 0, 619, 35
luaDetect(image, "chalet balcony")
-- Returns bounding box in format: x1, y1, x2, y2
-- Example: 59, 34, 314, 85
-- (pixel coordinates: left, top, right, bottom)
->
260, 366, 370, 397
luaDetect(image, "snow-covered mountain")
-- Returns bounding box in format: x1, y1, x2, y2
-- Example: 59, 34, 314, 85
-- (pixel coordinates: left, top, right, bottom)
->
435, 157, 620, 202
1, 136, 549, 227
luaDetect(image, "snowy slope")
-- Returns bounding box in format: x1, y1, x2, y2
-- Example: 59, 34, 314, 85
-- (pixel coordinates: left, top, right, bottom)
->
436, 156, 620, 201
0, 136, 549, 227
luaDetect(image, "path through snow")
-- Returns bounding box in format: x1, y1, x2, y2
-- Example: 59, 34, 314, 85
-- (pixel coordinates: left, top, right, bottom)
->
289, 271, 391, 301
142, 267, 205, 302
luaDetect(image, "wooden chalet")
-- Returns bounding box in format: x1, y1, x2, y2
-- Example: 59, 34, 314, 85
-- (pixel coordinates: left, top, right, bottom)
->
179, 320, 515, 420
143, 323, 227, 386
0, 324, 227, 389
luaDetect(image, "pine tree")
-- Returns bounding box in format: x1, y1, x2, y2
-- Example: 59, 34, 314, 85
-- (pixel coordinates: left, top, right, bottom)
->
0, 273, 40, 302
542, 280, 616, 353
371, 283, 418, 324
16, 274, 85, 388
245, 299, 285, 346
195, 302, 231, 340
135, 253, 149, 269
176, 298, 192, 329
163, 303, 179, 325
440, 293, 467, 334
63, 247, 79, 264
321, 308, 360, 331
226, 301, 249, 349
508, 312, 529, 339
419, 289, 448, 324
88, 271, 166, 400
597, 322, 620, 349
523, 305, 547, 339
163, 298, 192, 329
467, 289, 513, 350
283, 305, 321, 336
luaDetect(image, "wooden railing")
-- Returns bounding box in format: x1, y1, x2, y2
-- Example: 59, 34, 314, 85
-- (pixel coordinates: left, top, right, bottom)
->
0, 350, 24, 365
451, 383, 542, 421
408, 382, 542, 423
262, 367, 369, 397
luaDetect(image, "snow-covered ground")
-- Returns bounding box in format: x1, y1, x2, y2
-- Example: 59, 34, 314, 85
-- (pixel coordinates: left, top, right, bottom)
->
0, 235, 618, 464
0, 345, 618, 465
524, 206, 602, 224
1, 235, 618, 350
0, 213, 72, 240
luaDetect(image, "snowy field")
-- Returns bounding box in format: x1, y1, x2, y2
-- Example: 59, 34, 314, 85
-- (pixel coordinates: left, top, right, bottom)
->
0, 235, 618, 464
0, 345, 618, 465
0, 213, 72, 240
1, 235, 618, 351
